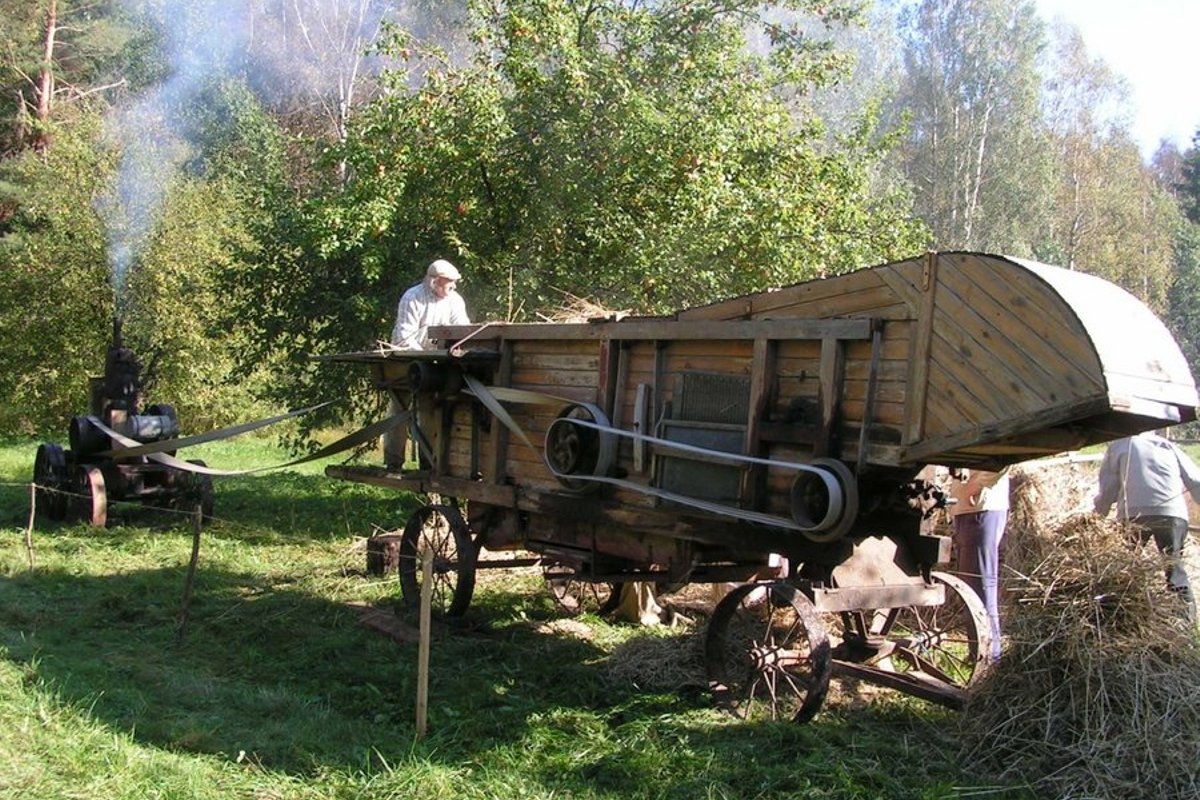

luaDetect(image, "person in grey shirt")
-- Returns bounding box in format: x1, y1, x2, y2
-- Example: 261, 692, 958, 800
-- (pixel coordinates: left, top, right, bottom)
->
1094, 430, 1200, 620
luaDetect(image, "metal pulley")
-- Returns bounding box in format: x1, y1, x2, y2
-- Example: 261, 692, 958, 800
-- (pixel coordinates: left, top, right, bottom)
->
789, 458, 859, 542
544, 403, 618, 492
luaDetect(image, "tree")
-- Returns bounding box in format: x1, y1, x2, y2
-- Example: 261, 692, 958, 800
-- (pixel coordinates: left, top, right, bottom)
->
231, 0, 928, 431
0, 112, 114, 433
1031, 22, 1175, 308
889, 0, 1052, 253
1179, 130, 1200, 225
1, 0, 146, 154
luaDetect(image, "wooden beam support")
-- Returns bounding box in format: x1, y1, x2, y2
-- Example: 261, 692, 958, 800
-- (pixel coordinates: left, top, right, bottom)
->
815, 337, 846, 458
905, 251, 939, 446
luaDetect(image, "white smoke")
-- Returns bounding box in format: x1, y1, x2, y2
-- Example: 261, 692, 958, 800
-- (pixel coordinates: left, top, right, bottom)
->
94, 0, 445, 306
95, 0, 251, 306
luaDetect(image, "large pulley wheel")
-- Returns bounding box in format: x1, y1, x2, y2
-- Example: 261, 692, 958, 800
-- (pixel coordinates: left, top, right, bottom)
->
33, 443, 69, 521
543, 564, 623, 616
868, 571, 991, 687
544, 403, 616, 492
705, 581, 832, 723
398, 503, 477, 616
71, 465, 108, 528
790, 458, 858, 543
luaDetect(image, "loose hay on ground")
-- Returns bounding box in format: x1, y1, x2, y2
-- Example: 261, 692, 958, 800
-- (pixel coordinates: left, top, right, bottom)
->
960, 493, 1200, 800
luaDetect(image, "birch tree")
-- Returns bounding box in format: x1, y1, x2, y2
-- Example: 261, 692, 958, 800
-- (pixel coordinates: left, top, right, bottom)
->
889, 0, 1051, 253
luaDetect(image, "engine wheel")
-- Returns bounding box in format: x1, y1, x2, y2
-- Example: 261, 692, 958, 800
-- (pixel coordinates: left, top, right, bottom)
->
705, 581, 832, 723
71, 465, 108, 528
399, 504, 477, 616
33, 443, 69, 521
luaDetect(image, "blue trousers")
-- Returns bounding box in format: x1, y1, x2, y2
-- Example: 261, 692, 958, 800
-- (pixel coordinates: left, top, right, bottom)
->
954, 510, 1007, 661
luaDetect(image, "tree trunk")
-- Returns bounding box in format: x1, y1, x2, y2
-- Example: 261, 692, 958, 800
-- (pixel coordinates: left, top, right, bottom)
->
31, 0, 58, 152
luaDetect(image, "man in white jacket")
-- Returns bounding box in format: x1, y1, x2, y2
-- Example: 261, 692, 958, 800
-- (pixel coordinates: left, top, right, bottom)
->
384, 259, 471, 470
1094, 430, 1200, 621
391, 259, 471, 350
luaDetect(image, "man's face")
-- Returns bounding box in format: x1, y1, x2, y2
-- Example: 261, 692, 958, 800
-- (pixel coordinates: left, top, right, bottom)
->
431, 276, 457, 299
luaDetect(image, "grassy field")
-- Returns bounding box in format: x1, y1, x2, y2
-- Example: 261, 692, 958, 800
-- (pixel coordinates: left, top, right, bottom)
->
0, 436, 1032, 799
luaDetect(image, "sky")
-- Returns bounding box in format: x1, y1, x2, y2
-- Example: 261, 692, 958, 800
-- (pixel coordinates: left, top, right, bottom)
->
1033, 0, 1199, 158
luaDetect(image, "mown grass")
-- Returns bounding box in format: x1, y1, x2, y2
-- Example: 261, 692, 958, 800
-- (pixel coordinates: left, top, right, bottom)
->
0, 436, 1033, 799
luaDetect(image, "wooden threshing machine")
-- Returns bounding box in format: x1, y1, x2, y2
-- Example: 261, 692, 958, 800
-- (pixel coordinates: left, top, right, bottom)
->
326, 251, 1197, 722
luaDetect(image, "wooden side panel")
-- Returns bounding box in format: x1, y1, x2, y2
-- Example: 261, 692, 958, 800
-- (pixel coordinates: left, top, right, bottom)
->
678, 267, 903, 321
659, 339, 755, 378
919, 253, 1106, 441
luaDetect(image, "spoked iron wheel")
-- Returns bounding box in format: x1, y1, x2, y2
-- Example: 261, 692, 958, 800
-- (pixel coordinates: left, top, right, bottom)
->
33, 443, 69, 521
544, 565, 623, 616
705, 581, 832, 723
869, 571, 991, 687
70, 465, 108, 528
399, 504, 477, 616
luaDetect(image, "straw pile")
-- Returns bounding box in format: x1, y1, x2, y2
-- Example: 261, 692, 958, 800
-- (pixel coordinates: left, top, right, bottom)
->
535, 289, 628, 323
958, 462, 1200, 800
604, 626, 709, 691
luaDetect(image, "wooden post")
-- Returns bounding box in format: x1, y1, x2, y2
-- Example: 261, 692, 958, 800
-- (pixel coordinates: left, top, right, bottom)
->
24, 483, 36, 570
176, 505, 203, 643
416, 546, 433, 737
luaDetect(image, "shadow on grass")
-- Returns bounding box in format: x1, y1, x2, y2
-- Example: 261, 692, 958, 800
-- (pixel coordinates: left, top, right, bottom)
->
0, 442, 1004, 797
0, 562, 657, 769
0, 560, 1013, 797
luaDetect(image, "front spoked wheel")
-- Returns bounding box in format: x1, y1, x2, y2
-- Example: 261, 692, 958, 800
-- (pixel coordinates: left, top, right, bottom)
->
705, 581, 832, 723
870, 571, 991, 687
398, 504, 477, 616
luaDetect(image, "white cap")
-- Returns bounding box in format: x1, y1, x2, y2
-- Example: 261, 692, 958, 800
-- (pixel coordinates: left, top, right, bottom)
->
426, 259, 461, 281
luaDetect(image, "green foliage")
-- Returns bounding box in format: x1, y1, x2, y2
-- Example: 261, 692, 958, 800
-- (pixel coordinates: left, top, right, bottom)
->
1179, 130, 1200, 225
356, 0, 925, 316
1045, 137, 1179, 313
0, 77, 292, 436
121, 78, 290, 431
235, 0, 927, 427
1168, 221, 1200, 398
0, 112, 114, 435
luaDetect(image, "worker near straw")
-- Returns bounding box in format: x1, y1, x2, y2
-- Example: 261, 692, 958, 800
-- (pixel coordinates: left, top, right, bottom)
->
1094, 430, 1200, 621
384, 259, 471, 470
948, 467, 1010, 662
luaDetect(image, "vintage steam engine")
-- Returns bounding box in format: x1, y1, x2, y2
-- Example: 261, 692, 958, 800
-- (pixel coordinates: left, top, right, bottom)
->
32, 319, 213, 527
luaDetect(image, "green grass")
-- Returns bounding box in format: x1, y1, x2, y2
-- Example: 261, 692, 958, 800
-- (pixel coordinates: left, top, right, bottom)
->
0, 436, 1032, 799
